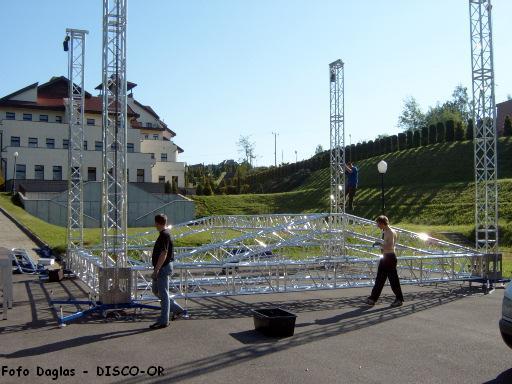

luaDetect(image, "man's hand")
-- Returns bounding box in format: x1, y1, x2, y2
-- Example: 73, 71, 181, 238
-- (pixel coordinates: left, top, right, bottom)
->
151, 269, 159, 280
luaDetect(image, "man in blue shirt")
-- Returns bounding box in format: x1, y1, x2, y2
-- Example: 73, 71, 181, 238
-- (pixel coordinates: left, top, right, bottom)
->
344, 162, 358, 211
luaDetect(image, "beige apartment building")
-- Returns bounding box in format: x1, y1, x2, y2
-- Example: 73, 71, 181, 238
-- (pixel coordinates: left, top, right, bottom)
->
0, 76, 185, 188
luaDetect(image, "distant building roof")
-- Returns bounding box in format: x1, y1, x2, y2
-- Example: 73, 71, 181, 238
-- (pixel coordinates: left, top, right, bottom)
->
0, 76, 139, 117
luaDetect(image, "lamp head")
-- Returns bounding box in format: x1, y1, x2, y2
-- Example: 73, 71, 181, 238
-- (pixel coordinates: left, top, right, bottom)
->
377, 160, 387, 174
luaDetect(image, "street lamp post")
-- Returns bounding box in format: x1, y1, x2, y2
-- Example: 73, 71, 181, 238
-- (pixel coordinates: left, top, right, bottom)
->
12, 151, 18, 194
377, 160, 388, 214
295, 150, 297, 163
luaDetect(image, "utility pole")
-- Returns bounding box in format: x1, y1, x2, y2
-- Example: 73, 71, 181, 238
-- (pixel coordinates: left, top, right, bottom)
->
295, 150, 298, 162
272, 132, 278, 167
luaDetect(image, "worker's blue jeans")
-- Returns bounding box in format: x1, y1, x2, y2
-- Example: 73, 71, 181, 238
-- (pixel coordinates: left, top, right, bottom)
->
152, 262, 183, 324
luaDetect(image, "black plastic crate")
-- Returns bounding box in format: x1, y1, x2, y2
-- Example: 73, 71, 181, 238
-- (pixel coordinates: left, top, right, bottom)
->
252, 307, 297, 337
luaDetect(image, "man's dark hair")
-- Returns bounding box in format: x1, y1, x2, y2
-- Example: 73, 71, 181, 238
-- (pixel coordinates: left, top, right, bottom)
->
347, 162, 353, 166
155, 214, 167, 225
376, 215, 389, 226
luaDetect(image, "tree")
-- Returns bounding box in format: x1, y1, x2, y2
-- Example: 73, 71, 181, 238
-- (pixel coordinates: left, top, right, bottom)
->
504, 115, 512, 136
164, 180, 172, 193
413, 129, 421, 147
428, 124, 437, 145
315, 145, 324, 155
445, 120, 455, 142
454, 121, 465, 141
398, 133, 406, 150
406, 130, 414, 148
421, 126, 429, 146
436, 122, 445, 143
466, 119, 474, 140
450, 85, 471, 123
237, 135, 256, 166
397, 96, 425, 131
195, 184, 203, 195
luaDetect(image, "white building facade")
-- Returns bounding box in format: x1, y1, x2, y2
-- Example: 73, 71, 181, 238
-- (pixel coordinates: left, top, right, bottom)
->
0, 76, 185, 187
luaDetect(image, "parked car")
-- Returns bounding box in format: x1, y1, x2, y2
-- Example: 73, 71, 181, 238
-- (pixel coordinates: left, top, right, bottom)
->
499, 282, 512, 349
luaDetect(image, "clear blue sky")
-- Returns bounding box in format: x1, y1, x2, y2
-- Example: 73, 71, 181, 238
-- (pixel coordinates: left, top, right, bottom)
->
1, 1, 511, 166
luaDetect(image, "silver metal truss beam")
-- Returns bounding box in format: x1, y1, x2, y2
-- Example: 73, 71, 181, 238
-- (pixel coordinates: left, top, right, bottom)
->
329, 59, 346, 257
101, 0, 128, 268
469, 0, 499, 252
66, 29, 88, 259
70, 213, 496, 300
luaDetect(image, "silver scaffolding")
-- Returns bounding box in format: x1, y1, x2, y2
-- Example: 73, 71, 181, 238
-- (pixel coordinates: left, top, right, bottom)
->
100, 0, 129, 303
469, 0, 499, 252
65, 29, 88, 260
69, 213, 498, 301
329, 59, 346, 257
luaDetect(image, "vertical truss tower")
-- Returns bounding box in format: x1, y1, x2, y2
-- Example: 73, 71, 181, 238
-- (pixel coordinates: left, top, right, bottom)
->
101, 0, 128, 268
469, 0, 498, 253
66, 29, 88, 259
329, 59, 346, 256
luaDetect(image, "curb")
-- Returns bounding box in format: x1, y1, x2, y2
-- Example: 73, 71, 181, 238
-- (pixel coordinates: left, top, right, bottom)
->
0, 206, 49, 249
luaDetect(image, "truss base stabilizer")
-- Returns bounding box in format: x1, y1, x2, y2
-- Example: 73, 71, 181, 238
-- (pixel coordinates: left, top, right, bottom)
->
50, 299, 161, 326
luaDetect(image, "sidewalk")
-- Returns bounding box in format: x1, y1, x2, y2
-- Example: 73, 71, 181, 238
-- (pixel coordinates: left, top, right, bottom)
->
0, 209, 41, 262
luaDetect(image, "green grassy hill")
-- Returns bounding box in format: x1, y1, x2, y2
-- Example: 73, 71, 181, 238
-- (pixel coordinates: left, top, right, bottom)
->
192, 138, 512, 244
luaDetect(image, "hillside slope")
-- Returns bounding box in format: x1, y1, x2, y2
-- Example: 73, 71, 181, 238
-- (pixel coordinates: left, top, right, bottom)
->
193, 138, 511, 223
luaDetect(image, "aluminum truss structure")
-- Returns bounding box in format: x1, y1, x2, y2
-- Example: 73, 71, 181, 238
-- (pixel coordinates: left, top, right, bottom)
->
329, 60, 345, 215
100, 0, 129, 304
65, 29, 88, 259
101, 0, 128, 266
69, 213, 499, 302
329, 59, 346, 258
469, 0, 499, 253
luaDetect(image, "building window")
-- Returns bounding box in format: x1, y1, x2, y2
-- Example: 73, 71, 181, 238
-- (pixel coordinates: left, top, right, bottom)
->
144, 134, 149, 139
88, 167, 96, 181
172, 176, 179, 189
53, 166, 62, 180
127, 143, 134, 153
6, 112, 15, 120
10, 136, 20, 147
95, 141, 102, 151
46, 138, 55, 149
153, 134, 159, 140
39, 115, 49, 122
23, 113, 32, 121
150, 153, 155, 159
34, 165, 44, 180
63, 139, 69, 149
55, 116, 62, 123
83, 141, 88, 151
146, 122, 153, 128
15, 164, 26, 180
158, 176, 165, 183
87, 118, 95, 126
161, 153, 167, 162
136, 169, 144, 183
127, 169, 130, 181
28, 137, 38, 148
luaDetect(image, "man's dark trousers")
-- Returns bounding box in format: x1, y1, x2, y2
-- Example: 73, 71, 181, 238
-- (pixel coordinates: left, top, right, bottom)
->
369, 253, 404, 302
